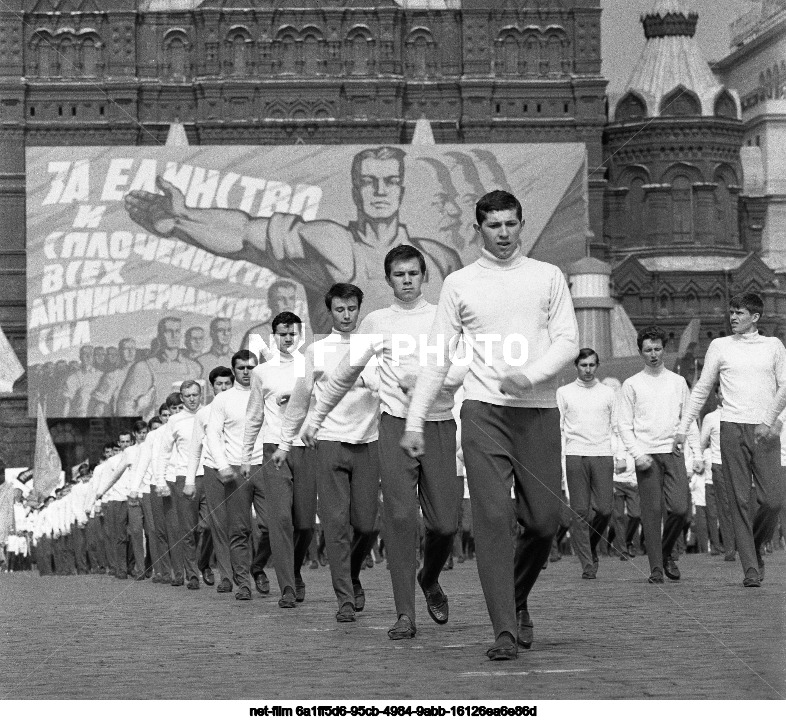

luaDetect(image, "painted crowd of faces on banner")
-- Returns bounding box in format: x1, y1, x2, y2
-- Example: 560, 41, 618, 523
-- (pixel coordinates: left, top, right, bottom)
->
25, 143, 588, 419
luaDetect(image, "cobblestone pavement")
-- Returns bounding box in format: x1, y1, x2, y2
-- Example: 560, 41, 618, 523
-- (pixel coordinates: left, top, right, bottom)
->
1, 551, 784, 700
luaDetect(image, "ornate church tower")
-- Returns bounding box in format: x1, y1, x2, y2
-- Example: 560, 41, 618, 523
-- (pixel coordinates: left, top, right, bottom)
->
603, 0, 780, 350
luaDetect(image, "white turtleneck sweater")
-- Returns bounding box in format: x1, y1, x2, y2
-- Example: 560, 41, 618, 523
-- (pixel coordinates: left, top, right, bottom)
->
405, 248, 578, 433
618, 364, 700, 460
309, 296, 467, 428
207, 381, 265, 470
278, 329, 379, 452
155, 407, 202, 483
679, 330, 786, 433
556, 378, 616, 456
242, 352, 305, 461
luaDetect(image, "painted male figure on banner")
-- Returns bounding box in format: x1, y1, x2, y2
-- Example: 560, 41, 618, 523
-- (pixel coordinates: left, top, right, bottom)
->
125, 147, 462, 335
116, 316, 202, 419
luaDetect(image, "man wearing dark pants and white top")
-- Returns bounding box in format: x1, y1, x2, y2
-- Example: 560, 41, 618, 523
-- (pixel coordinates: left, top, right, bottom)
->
556, 348, 616, 579
675, 293, 786, 587
618, 326, 701, 584
275, 283, 380, 624
154, 380, 204, 590
242, 312, 317, 609
185, 366, 235, 592
402, 190, 579, 661
206, 350, 271, 601
300, 246, 466, 640
699, 387, 733, 558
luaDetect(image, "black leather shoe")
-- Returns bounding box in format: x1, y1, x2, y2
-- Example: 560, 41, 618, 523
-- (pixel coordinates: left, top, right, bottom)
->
417, 569, 448, 624
201, 567, 215, 586
516, 609, 534, 649
295, 578, 306, 603
388, 615, 417, 640
756, 547, 765, 581
254, 572, 270, 595
171, 578, 184, 587
581, 566, 597, 580
235, 586, 252, 601
216, 578, 232, 593
664, 558, 681, 580
278, 587, 297, 608
186, 577, 200, 590
648, 568, 664, 584
743, 567, 761, 588
486, 632, 518, 661
353, 581, 366, 611
336, 602, 356, 623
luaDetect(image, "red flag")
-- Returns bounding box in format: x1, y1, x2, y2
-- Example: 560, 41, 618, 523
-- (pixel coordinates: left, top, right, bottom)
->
32, 402, 62, 501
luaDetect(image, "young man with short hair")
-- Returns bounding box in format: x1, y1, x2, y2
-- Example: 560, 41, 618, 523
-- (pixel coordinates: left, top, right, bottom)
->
185, 366, 235, 592
275, 283, 380, 623
97, 431, 134, 579
300, 246, 466, 639
698, 387, 734, 559
206, 350, 271, 601
402, 190, 579, 660
242, 312, 317, 609
675, 293, 786, 586
154, 380, 205, 590
618, 326, 701, 584
556, 348, 617, 579
129, 408, 172, 583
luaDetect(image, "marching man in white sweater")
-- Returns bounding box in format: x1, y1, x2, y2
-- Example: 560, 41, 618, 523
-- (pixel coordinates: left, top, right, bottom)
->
402, 190, 579, 661
206, 350, 270, 602
675, 292, 786, 587
242, 311, 317, 609
556, 348, 617, 579
275, 283, 380, 624
299, 246, 467, 640
154, 380, 205, 590
618, 326, 701, 584
185, 366, 235, 593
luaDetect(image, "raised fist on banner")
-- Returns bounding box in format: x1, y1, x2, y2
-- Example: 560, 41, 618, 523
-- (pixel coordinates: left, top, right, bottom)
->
125, 177, 185, 237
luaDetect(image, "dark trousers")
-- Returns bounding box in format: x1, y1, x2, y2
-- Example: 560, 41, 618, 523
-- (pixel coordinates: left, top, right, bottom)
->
140, 492, 158, 576
461, 401, 561, 640
611, 481, 641, 550
149, 490, 173, 580
71, 523, 89, 574
378, 413, 461, 622
315, 440, 380, 609
127, 500, 146, 576
565, 455, 615, 572
703, 483, 723, 552
85, 516, 105, 571
168, 476, 200, 583
195, 475, 214, 573
209, 464, 268, 593
711, 465, 736, 555
100, 514, 115, 574
261, 444, 317, 595
105, 500, 129, 577
37, 536, 54, 575
720, 422, 783, 575
635, 452, 689, 574
203, 466, 233, 584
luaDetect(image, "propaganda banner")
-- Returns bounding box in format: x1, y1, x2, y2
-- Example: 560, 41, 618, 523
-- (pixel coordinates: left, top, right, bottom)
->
26, 143, 587, 418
